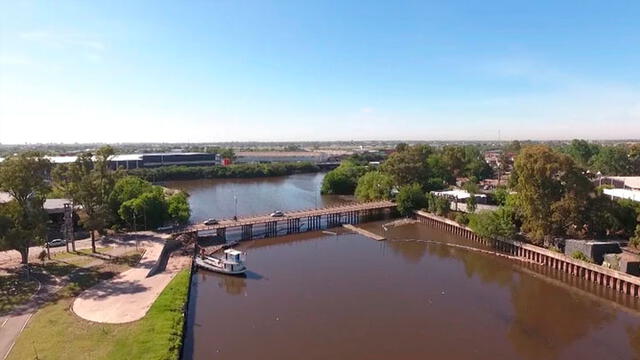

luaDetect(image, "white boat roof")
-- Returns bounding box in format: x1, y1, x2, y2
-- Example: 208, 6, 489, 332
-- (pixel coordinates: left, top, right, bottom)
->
224, 249, 243, 256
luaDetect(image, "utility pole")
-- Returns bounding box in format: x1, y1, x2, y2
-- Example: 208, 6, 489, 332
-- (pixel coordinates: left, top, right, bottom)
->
63, 203, 75, 252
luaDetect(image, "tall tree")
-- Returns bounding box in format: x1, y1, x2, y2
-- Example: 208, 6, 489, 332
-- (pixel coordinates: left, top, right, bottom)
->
511, 145, 591, 244
354, 171, 394, 201
563, 139, 600, 169
396, 183, 427, 216
321, 160, 366, 195
54, 146, 118, 252
381, 145, 434, 188
590, 146, 631, 175
0, 152, 51, 264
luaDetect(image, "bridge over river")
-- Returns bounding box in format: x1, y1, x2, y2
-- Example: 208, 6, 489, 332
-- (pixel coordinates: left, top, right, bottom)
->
175, 200, 397, 241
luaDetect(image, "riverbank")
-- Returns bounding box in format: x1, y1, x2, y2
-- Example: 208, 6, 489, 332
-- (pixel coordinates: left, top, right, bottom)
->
4, 235, 192, 360
128, 162, 321, 181
415, 210, 640, 298
7, 269, 190, 360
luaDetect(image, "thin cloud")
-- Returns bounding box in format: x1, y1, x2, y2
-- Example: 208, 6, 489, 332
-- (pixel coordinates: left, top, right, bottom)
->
21, 31, 105, 50
0, 54, 33, 65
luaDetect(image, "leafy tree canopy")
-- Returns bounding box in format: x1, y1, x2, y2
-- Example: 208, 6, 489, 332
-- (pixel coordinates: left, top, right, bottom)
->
354, 171, 394, 201
396, 183, 427, 216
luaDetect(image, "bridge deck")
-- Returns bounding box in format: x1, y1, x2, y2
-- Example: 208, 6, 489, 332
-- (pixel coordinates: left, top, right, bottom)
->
183, 200, 396, 233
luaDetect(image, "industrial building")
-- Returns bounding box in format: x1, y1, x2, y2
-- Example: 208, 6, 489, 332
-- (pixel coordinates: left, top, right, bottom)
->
1, 152, 219, 169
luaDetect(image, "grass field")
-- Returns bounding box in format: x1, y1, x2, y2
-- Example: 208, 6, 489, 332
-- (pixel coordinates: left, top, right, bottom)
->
0, 275, 38, 314
7, 268, 190, 360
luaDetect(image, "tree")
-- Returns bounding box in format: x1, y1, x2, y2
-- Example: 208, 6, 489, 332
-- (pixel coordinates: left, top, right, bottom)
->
493, 187, 509, 206
395, 143, 409, 152
563, 139, 600, 169
426, 193, 451, 216
119, 187, 168, 230
354, 171, 394, 201
630, 223, 640, 248
590, 146, 631, 175
53, 146, 118, 253
462, 146, 493, 181
629, 144, 640, 175
466, 196, 477, 213
511, 145, 591, 244
167, 192, 191, 225
469, 207, 516, 240
504, 140, 522, 154
321, 161, 366, 195
109, 176, 154, 221
0, 153, 51, 264
219, 148, 236, 161
381, 145, 433, 187
396, 183, 427, 216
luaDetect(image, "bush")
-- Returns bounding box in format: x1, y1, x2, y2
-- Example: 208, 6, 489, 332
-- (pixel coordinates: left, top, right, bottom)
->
321, 161, 366, 195
354, 171, 394, 201
571, 251, 592, 263
396, 183, 427, 216
630, 224, 640, 248
468, 207, 516, 240
493, 187, 509, 206
455, 213, 469, 226
425, 193, 451, 216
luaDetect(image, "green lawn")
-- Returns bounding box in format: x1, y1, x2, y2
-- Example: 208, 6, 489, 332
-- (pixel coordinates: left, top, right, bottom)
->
7, 268, 191, 360
0, 275, 38, 314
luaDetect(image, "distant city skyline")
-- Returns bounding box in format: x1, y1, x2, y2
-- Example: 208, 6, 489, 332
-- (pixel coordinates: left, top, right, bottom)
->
1, 1, 640, 143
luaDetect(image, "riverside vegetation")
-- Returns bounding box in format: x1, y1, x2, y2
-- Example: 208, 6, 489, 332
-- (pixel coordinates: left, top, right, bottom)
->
322, 142, 640, 247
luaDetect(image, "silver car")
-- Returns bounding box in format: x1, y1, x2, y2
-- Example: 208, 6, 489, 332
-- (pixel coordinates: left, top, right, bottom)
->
270, 210, 285, 217
47, 239, 66, 247
203, 218, 219, 225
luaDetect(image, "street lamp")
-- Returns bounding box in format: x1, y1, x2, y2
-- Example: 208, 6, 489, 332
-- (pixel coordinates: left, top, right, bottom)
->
234, 195, 238, 220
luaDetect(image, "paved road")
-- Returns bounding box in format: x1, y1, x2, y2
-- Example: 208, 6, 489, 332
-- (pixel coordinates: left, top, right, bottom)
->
0, 268, 65, 360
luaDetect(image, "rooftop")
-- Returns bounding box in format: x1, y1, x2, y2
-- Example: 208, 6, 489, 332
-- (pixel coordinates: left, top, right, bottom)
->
431, 189, 487, 200
603, 188, 640, 202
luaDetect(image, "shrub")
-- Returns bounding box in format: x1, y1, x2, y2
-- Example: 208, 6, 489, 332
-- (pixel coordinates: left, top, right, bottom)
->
455, 213, 469, 226
468, 207, 516, 240
396, 183, 427, 216
571, 251, 592, 263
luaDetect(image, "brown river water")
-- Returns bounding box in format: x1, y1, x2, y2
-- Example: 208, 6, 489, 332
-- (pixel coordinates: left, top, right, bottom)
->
168, 174, 640, 359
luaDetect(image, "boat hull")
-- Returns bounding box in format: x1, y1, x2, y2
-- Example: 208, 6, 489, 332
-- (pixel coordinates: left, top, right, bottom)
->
195, 257, 247, 275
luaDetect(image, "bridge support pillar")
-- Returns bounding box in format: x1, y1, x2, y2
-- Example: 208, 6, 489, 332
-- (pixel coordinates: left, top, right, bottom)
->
287, 218, 301, 234
265, 221, 278, 237
216, 228, 226, 241
241, 224, 253, 240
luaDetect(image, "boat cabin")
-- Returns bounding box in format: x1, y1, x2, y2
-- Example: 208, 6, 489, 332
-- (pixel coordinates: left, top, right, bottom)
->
224, 249, 245, 263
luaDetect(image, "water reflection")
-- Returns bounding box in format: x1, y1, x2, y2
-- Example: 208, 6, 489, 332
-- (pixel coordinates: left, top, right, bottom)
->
166, 173, 350, 222
364, 222, 640, 359
507, 275, 614, 359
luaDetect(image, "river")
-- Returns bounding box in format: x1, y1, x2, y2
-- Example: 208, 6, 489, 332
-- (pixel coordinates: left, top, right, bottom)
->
168, 173, 640, 359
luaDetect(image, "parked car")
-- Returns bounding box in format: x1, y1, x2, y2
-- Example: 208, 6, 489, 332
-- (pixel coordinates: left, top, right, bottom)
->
203, 218, 219, 225
47, 239, 66, 247
270, 210, 285, 217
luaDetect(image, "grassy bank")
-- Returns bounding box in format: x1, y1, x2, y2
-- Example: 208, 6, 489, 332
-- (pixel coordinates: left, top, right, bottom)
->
127, 161, 320, 181
7, 266, 191, 360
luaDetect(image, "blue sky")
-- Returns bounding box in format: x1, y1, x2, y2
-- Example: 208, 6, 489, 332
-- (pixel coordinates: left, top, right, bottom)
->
1, 0, 639, 143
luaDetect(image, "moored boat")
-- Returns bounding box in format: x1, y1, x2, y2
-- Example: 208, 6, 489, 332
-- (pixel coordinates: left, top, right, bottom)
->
195, 249, 247, 275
